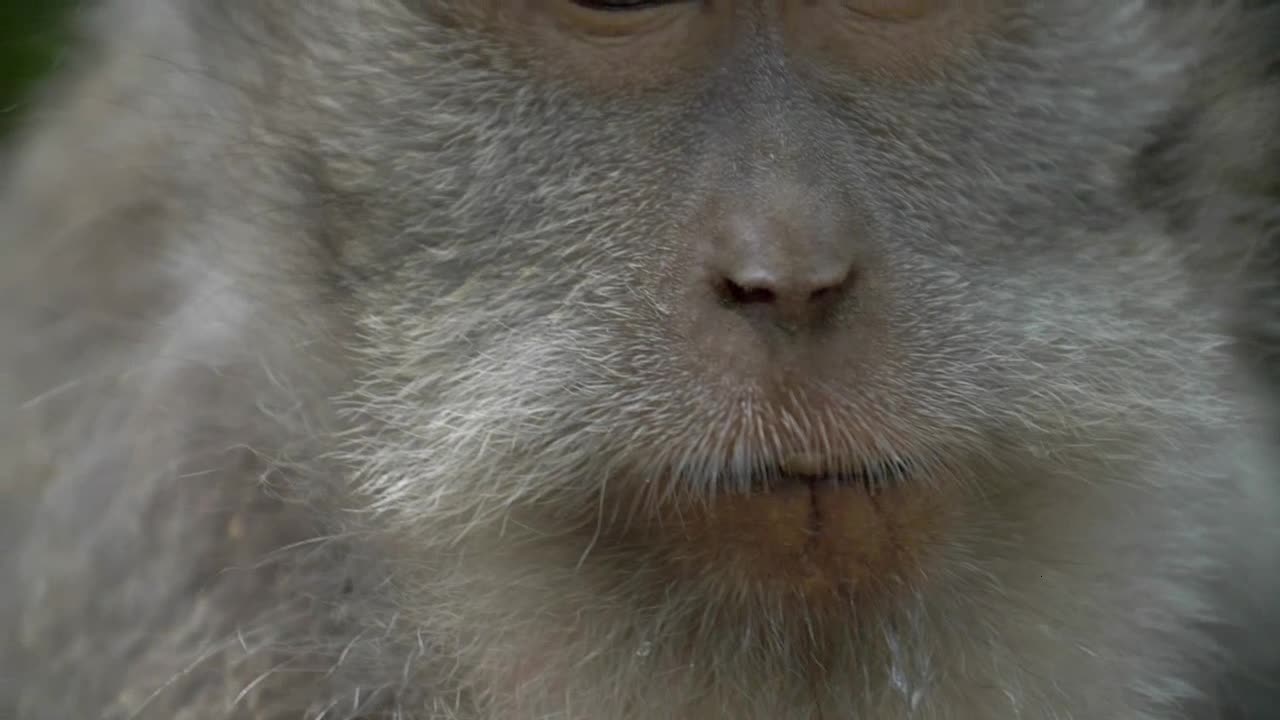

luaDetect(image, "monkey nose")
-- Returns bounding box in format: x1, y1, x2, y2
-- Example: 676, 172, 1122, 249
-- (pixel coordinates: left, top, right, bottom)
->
713, 262, 854, 332
706, 203, 859, 333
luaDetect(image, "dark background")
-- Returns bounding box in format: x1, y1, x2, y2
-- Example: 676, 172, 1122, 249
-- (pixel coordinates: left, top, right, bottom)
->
0, 0, 74, 133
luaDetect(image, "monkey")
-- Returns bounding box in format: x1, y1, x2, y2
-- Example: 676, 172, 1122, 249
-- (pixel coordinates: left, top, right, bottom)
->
1, 0, 1279, 717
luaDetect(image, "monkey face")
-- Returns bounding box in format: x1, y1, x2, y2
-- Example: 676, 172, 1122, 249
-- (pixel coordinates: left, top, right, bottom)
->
326, 1, 1238, 611
2, 1, 1276, 717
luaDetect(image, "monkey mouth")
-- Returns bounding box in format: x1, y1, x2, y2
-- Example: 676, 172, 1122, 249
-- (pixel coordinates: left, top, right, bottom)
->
646, 451, 941, 606
749, 455, 914, 495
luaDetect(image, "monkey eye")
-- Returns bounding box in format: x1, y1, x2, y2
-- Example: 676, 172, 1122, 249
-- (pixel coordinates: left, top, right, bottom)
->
570, 0, 684, 9
553, 0, 695, 39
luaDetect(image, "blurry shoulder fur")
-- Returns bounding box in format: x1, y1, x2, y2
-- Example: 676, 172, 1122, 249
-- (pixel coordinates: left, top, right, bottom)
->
0, 1, 380, 716
1134, 4, 1280, 716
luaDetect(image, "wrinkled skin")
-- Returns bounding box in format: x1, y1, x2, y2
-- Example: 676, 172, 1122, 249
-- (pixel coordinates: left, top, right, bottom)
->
1, 1, 1279, 718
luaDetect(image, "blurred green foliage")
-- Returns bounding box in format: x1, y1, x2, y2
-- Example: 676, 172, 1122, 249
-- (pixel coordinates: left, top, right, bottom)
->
0, 0, 75, 132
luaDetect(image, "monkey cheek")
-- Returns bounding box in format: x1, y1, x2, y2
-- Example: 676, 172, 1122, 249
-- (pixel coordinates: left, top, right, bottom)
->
659, 482, 945, 609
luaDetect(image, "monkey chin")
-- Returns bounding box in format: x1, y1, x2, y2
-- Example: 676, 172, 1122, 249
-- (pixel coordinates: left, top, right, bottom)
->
632, 467, 948, 616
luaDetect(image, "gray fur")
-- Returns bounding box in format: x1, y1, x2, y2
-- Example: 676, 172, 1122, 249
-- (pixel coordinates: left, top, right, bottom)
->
1, 1, 1278, 718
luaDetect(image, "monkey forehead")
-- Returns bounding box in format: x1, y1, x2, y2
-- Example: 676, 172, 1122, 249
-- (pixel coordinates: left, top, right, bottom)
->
424, 1, 1005, 94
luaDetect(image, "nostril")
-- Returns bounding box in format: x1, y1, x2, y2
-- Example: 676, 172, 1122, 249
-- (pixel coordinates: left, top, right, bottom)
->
808, 268, 855, 305
718, 277, 777, 306
809, 284, 835, 304
714, 267, 854, 322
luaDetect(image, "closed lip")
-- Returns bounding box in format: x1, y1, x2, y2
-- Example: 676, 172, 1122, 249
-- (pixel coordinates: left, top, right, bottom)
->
751, 454, 915, 494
